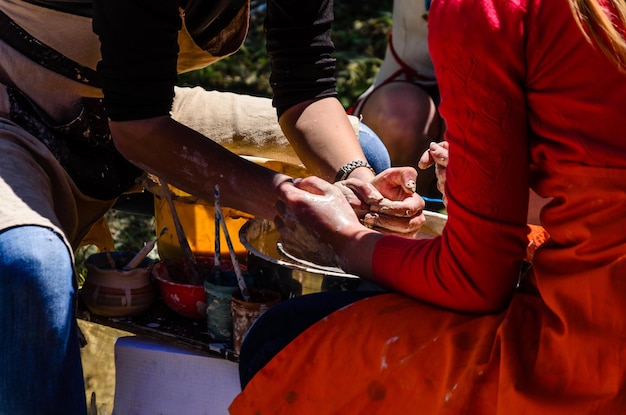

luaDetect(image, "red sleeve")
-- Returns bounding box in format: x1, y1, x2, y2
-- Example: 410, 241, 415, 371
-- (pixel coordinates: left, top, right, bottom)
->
372, 0, 533, 313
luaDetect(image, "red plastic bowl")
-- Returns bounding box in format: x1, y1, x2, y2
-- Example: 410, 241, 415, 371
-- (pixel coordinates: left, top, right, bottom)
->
152, 258, 210, 319
151, 257, 247, 319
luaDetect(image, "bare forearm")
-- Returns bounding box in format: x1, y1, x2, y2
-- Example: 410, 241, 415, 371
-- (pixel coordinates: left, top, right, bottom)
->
111, 116, 290, 219
334, 225, 384, 279
279, 97, 376, 182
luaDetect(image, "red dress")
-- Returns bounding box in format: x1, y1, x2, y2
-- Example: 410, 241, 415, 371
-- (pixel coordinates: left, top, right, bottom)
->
230, 0, 626, 413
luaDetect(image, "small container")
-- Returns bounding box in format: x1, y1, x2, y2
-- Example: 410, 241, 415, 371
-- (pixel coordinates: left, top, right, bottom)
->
205, 262, 254, 342
152, 258, 208, 319
81, 251, 156, 317
231, 288, 281, 355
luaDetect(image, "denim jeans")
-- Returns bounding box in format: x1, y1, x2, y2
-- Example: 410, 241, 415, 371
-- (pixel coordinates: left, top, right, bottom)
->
358, 122, 391, 174
0, 226, 87, 415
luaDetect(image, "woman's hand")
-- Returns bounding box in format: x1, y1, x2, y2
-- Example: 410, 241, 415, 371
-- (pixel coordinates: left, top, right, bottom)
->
276, 176, 362, 244
335, 167, 426, 236
418, 141, 449, 207
275, 176, 384, 276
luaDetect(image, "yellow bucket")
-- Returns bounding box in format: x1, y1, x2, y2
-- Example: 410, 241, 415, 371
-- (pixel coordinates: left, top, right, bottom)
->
154, 197, 252, 261
149, 156, 308, 262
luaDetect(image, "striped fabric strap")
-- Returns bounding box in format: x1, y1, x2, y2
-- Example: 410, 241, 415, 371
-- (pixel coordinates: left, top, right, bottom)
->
0, 8, 102, 88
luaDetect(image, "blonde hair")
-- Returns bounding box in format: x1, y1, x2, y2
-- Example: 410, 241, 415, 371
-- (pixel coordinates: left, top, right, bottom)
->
569, 0, 626, 70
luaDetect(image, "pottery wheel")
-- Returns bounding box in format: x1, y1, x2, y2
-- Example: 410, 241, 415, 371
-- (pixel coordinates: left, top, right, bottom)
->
276, 240, 344, 273
276, 221, 342, 270
275, 210, 448, 271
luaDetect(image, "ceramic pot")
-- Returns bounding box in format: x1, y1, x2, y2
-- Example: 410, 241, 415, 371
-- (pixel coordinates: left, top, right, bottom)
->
231, 288, 281, 355
81, 251, 156, 317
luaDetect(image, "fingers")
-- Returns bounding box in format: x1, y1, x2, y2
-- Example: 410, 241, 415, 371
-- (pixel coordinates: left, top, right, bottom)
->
389, 167, 419, 194
417, 141, 448, 208
429, 141, 449, 167
340, 179, 383, 205
374, 193, 425, 217
362, 212, 379, 229
291, 176, 332, 195
405, 179, 417, 193
368, 167, 419, 201
281, 172, 426, 238
386, 167, 419, 190
418, 141, 449, 170
274, 213, 288, 232
418, 147, 435, 170
362, 211, 426, 235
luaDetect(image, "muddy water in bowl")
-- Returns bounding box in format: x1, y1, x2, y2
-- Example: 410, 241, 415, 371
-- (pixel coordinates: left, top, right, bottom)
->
204, 262, 254, 342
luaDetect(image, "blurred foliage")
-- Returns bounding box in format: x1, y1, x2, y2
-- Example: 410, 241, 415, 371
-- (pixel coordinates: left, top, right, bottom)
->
75, 210, 156, 285
104, 209, 157, 253
84, 1, 394, 277
178, 0, 393, 107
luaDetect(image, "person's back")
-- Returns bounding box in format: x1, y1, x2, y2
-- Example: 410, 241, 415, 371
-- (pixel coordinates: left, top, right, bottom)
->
375, 0, 626, 410
522, 0, 626, 278
0, 0, 226, 125
431, 0, 626, 284
0, 0, 304, 206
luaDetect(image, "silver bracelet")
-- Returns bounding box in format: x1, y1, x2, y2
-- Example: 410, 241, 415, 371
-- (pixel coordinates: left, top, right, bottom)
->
334, 160, 374, 182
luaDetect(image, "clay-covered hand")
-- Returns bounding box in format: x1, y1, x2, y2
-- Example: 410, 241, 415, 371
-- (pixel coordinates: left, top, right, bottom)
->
418, 141, 449, 207
275, 176, 391, 275
335, 167, 426, 236
274, 176, 365, 263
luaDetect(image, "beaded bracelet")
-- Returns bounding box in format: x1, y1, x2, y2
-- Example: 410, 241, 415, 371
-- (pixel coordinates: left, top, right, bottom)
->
334, 160, 375, 182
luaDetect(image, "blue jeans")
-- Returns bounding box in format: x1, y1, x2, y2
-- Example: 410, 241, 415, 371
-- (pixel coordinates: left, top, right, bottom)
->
358, 123, 391, 174
0, 226, 87, 415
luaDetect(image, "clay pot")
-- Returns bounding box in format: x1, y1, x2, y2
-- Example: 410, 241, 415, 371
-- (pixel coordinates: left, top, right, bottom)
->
81, 251, 156, 317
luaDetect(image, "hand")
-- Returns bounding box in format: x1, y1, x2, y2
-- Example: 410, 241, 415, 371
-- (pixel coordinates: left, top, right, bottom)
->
275, 176, 364, 248
418, 141, 449, 207
336, 167, 426, 236
275, 176, 385, 276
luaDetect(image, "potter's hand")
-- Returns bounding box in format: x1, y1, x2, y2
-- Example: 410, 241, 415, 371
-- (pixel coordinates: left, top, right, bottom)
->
275, 176, 363, 249
275, 176, 385, 277
418, 141, 449, 207
336, 167, 426, 236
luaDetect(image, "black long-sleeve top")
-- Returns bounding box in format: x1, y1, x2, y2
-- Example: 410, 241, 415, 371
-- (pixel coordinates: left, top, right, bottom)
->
92, 0, 339, 121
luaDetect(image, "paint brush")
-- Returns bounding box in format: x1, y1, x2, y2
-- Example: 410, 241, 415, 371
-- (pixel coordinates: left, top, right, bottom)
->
104, 248, 116, 269
123, 227, 168, 271
214, 185, 250, 302
159, 179, 202, 284
213, 185, 221, 279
